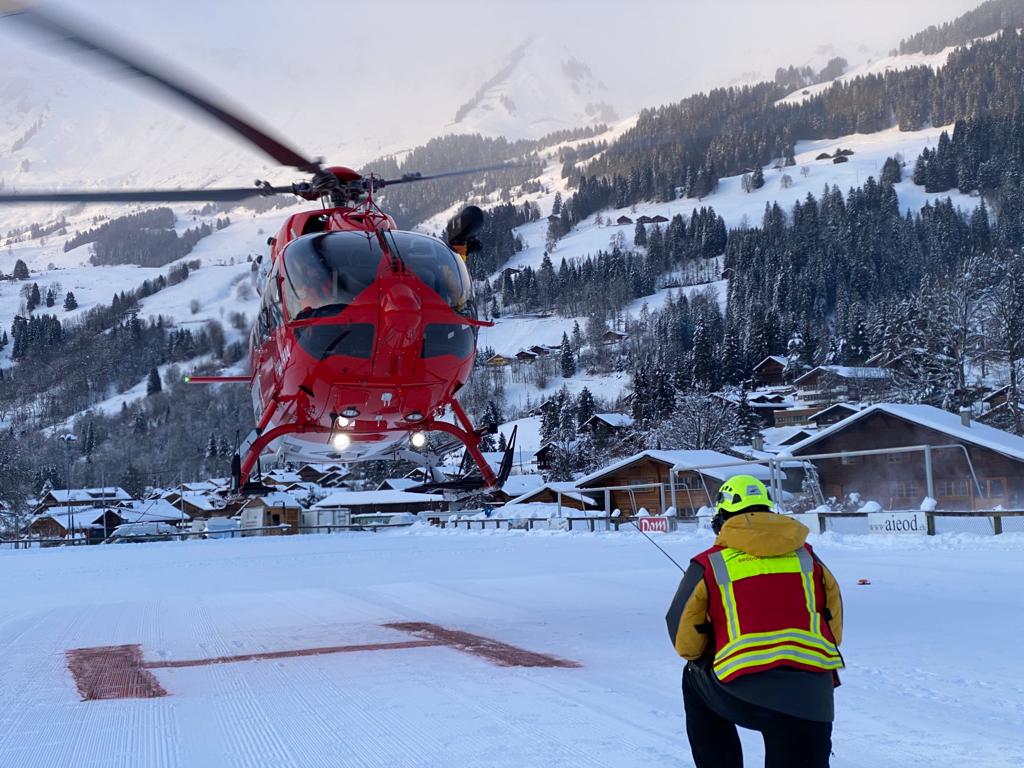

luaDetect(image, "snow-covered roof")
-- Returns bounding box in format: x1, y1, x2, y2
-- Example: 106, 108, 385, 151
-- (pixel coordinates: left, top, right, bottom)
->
180, 481, 224, 493
809, 402, 866, 421
501, 474, 546, 498
795, 365, 890, 384
578, 450, 775, 487
313, 490, 445, 509
242, 491, 303, 509
754, 355, 788, 368
34, 507, 112, 530
762, 426, 815, 448
587, 413, 635, 428
45, 487, 131, 503
167, 492, 223, 512
789, 403, 1024, 463
507, 481, 598, 507
117, 499, 190, 522
377, 478, 420, 491
265, 471, 303, 484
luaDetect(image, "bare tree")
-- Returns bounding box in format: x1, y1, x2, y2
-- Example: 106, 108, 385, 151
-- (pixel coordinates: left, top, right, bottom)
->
645, 392, 743, 452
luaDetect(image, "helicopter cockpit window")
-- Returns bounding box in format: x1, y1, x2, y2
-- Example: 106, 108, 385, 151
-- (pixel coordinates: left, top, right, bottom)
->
388, 232, 474, 313
282, 233, 382, 321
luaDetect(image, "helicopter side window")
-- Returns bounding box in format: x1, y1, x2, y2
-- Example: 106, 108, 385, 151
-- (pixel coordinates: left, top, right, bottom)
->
389, 232, 473, 312
282, 233, 382, 321
422, 323, 475, 359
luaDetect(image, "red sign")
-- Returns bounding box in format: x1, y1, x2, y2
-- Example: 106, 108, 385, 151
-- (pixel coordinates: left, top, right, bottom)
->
639, 517, 670, 533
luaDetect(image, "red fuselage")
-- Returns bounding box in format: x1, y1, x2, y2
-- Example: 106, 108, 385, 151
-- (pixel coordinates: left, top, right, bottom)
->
242, 203, 484, 478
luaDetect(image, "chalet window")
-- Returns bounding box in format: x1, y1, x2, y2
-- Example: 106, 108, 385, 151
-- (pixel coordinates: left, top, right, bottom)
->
937, 479, 969, 498
987, 478, 1007, 497
891, 482, 920, 498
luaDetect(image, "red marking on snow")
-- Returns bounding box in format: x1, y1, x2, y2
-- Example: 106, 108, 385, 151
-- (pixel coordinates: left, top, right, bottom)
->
145, 639, 442, 668
385, 622, 581, 668
65, 645, 167, 701
66, 623, 578, 700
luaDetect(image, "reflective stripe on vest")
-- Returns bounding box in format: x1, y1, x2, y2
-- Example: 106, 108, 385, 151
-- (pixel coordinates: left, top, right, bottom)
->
707, 546, 842, 681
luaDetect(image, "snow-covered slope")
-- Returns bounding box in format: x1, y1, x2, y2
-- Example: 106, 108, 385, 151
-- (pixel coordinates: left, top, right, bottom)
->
776, 32, 1001, 107
450, 37, 618, 140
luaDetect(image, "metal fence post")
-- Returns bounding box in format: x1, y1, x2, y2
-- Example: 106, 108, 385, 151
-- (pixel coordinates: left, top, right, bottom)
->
924, 446, 935, 501
993, 515, 1003, 536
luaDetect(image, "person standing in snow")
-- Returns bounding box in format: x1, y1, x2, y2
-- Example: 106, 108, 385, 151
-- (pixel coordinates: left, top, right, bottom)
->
666, 475, 844, 768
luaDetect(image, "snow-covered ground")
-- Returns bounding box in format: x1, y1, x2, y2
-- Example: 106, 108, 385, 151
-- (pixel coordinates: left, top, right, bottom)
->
0, 529, 1020, 767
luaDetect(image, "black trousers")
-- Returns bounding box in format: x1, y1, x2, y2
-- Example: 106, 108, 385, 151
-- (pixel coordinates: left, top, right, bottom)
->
683, 666, 833, 768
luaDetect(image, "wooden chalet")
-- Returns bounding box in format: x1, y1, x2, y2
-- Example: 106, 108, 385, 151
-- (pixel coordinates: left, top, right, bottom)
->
516, 350, 539, 363
794, 365, 891, 407
160, 490, 227, 519
33, 486, 132, 515
485, 353, 513, 368
239, 492, 302, 535
28, 507, 124, 542
295, 463, 350, 488
636, 215, 654, 224
577, 450, 777, 517
790, 403, 1024, 510
616, 216, 633, 225
488, 474, 547, 505
752, 356, 788, 387
580, 413, 635, 441
833, 155, 849, 164
601, 330, 628, 344
650, 214, 669, 223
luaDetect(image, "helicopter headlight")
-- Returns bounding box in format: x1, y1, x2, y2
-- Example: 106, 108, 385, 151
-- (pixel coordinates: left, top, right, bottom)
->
411, 432, 427, 448
332, 433, 351, 450
335, 415, 351, 428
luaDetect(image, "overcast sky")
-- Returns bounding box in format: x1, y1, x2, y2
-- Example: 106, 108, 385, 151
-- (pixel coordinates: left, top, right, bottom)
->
0, 0, 984, 158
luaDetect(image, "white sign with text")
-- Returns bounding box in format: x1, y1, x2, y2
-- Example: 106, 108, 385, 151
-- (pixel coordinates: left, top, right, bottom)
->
868, 511, 928, 535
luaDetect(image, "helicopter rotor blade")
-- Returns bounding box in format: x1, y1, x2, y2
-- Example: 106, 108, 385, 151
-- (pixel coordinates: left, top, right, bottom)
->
0, 186, 294, 205
0, 2, 321, 173
377, 162, 527, 187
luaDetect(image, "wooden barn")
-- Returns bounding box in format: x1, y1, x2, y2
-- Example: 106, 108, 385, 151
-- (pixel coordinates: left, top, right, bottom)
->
789, 403, 1024, 510
504, 482, 599, 512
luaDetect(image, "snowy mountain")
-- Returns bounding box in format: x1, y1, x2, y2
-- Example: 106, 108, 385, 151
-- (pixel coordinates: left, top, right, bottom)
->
449, 38, 618, 140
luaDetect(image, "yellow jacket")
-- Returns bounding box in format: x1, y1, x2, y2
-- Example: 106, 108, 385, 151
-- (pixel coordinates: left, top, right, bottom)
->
666, 512, 843, 661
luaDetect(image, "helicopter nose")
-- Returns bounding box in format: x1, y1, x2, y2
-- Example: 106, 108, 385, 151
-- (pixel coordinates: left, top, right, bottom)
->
381, 282, 422, 347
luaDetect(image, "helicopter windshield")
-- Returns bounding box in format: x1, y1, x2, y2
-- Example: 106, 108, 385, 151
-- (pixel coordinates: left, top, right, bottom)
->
387, 231, 474, 312
282, 233, 383, 321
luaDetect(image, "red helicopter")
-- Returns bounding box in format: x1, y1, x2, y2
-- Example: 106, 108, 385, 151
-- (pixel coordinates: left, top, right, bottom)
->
0, 3, 518, 492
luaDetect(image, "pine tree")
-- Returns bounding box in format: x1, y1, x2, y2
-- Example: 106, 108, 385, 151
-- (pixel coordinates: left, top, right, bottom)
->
205, 431, 218, 459
571, 320, 584, 352
633, 221, 647, 247
551, 192, 562, 216
751, 166, 765, 190
82, 421, 96, 461
576, 387, 597, 428
119, 464, 144, 499
12, 259, 28, 280
560, 332, 576, 378
63, 291, 78, 311
146, 367, 162, 396
27, 283, 41, 312
497, 431, 508, 452
45, 288, 55, 308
